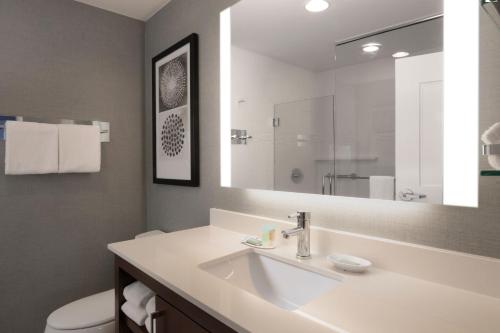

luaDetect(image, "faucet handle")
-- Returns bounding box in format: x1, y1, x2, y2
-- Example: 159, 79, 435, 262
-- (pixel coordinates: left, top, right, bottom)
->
287, 211, 311, 220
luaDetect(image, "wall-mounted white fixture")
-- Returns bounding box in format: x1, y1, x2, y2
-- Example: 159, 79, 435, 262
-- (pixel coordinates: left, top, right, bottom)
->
305, 0, 330, 13
392, 51, 410, 58
362, 43, 381, 53
220, 8, 232, 187
443, 0, 479, 207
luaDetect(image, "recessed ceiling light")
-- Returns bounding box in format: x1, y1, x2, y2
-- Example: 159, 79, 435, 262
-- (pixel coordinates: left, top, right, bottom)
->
392, 51, 410, 58
305, 0, 330, 13
362, 43, 381, 53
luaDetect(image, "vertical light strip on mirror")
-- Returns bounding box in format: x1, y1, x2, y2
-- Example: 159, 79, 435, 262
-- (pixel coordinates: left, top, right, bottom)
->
443, 0, 479, 207
220, 8, 232, 187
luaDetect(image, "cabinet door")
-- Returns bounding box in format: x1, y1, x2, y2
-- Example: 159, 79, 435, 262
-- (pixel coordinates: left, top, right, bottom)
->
155, 296, 209, 333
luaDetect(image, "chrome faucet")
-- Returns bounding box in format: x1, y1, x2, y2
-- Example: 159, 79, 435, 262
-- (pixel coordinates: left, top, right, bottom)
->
282, 211, 311, 259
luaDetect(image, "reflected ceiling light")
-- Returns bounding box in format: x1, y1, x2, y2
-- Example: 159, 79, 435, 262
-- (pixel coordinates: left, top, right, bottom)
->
362, 43, 381, 53
305, 0, 330, 13
392, 51, 410, 58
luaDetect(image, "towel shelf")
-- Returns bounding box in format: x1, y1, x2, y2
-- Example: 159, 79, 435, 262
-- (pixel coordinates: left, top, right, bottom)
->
482, 144, 500, 156
0, 115, 110, 142
481, 144, 500, 176
481, 170, 500, 176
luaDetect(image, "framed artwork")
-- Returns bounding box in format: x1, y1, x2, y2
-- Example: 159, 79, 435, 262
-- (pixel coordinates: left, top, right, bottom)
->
152, 34, 199, 186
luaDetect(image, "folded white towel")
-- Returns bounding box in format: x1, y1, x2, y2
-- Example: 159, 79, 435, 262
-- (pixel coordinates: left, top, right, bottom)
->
369, 176, 395, 200
123, 281, 154, 307
58, 124, 101, 173
143, 297, 156, 333
481, 122, 500, 170
4, 121, 59, 175
135, 230, 165, 239
481, 122, 500, 145
145, 316, 155, 333
121, 301, 147, 326
145, 297, 156, 315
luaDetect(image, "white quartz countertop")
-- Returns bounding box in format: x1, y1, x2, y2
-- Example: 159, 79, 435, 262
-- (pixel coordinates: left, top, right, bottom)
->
108, 226, 500, 333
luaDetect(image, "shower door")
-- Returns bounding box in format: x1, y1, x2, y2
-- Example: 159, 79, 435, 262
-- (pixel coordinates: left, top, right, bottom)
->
333, 69, 396, 199
273, 96, 334, 195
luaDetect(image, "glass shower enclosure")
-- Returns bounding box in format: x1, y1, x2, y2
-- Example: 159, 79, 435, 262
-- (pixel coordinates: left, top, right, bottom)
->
273, 96, 334, 195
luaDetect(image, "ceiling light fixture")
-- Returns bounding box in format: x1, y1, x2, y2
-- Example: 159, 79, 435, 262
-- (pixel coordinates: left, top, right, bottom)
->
362, 43, 381, 53
392, 51, 410, 58
305, 0, 330, 13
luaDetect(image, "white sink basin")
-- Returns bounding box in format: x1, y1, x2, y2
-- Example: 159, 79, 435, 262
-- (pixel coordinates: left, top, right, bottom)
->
200, 250, 341, 310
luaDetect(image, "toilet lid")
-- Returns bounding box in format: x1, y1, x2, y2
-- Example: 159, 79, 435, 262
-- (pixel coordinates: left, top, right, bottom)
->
47, 289, 115, 330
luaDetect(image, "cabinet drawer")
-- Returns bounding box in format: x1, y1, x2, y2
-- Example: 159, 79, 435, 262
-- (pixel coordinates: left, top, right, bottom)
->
155, 296, 209, 333
115, 256, 236, 333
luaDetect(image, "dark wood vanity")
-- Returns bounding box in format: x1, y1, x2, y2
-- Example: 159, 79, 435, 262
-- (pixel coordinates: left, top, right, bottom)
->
115, 256, 237, 333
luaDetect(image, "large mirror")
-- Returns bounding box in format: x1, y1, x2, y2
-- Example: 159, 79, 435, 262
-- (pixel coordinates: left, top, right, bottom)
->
221, 0, 479, 207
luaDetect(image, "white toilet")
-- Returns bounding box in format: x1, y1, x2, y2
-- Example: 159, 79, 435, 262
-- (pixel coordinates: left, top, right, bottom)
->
44, 289, 115, 333
44, 230, 164, 333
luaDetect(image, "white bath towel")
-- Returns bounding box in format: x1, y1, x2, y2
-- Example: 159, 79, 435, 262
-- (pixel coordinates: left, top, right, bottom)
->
123, 281, 154, 307
481, 122, 500, 170
58, 124, 101, 173
144, 297, 156, 333
481, 122, 500, 145
369, 176, 395, 200
121, 301, 147, 326
145, 316, 155, 333
135, 230, 165, 239
145, 297, 156, 315
4, 121, 59, 175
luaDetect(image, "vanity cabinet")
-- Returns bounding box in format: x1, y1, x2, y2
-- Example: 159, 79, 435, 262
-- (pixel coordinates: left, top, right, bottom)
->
155, 296, 208, 333
115, 256, 236, 333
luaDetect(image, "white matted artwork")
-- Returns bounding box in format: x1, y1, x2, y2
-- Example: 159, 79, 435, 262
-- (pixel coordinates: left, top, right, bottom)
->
153, 34, 199, 186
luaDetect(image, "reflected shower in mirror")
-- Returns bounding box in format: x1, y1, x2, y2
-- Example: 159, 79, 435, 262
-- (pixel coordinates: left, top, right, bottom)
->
222, 0, 479, 207
334, 17, 443, 203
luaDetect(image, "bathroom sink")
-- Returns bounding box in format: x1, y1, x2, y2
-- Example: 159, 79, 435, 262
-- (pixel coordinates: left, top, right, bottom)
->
200, 250, 341, 310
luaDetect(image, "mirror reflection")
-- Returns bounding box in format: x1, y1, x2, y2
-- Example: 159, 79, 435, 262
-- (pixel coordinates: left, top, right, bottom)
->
229, 0, 445, 204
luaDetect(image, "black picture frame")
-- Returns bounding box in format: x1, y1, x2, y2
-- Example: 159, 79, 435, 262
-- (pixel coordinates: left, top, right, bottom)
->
152, 33, 199, 186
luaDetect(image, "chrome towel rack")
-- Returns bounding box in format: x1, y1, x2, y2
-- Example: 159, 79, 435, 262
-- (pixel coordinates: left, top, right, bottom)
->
0, 115, 110, 142
335, 173, 370, 180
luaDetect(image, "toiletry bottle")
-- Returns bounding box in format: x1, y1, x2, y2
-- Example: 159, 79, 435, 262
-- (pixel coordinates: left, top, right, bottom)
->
262, 225, 276, 247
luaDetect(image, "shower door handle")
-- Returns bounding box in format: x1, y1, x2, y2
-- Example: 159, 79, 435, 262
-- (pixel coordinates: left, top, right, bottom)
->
322, 174, 327, 194
322, 173, 333, 195
329, 173, 333, 195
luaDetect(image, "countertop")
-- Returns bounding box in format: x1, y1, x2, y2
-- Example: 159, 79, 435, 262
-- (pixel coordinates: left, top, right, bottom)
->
108, 226, 500, 333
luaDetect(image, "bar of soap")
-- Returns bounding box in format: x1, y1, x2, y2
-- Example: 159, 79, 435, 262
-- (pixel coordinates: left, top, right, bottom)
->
245, 237, 262, 246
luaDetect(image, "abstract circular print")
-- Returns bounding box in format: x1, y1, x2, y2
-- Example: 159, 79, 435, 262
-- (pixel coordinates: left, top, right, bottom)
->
161, 114, 185, 157
159, 54, 187, 111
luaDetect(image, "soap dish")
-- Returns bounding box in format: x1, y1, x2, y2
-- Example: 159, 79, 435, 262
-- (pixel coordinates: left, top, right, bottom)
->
241, 236, 276, 249
327, 254, 372, 273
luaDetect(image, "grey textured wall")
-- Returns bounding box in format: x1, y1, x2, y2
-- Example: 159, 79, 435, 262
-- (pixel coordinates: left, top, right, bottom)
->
146, 0, 500, 259
0, 0, 145, 332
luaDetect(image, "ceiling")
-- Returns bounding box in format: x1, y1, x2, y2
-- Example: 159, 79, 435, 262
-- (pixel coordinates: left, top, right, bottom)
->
74, 0, 171, 21
231, 0, 443, 72
335, 17, 443, 68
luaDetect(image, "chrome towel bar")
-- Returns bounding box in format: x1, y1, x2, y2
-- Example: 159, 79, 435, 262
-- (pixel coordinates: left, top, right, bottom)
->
0, 115, 110, 142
